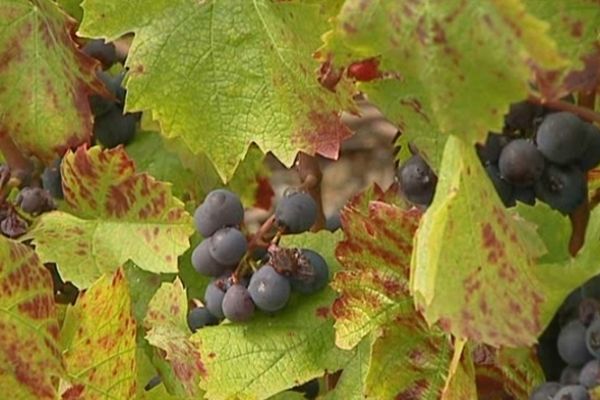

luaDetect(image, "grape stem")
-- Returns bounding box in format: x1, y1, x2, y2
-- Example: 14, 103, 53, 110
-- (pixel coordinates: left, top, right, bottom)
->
296, 153, 326, 231
567, 91, 596, 256
0, 133, 33, 186
528, 94, 600, 124
232, 215, 277, 282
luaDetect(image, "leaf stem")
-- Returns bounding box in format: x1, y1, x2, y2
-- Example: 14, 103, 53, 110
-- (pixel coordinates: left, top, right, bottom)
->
232, 215, 277, 282
296, 153, 326, 231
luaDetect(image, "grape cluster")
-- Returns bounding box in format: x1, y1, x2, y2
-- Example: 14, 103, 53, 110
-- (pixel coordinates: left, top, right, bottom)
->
531, 287, 600, 400
397, 101, 600, 214
187, 189, 330, 328
83, 39, 140, 149
479, 102, 599, 214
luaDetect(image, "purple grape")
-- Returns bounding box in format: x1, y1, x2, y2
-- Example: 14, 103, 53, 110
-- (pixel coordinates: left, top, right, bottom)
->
194, 189, 244, 237
579, 123, 600, 171
208, 227, 247, 266
187, 307, 218, 332
291, 249, 329, 294
534, 164, 587, 215
558, 320, 593, 366
552, 385, 589, 400
396, 154, 437, 206
16, 187, 54, 215
537, 111, 588, 165
498, 139, 545, 186
82, 39, 117, 69
248, 265, 290, 312
41, 158, 63, 199
275, 192, 317, 233
222, 284, 254, 322
204, 280, 226, 319
586, 315, 600, 358
192, 240, 229, 277
94, 106, 137, 148
529, 381, 561, 400
579, 359, 600, 388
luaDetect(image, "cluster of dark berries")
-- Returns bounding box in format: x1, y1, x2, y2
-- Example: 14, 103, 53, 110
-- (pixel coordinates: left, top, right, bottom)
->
187, 189, 330, 330
479, 102, 599, 214
83, 39, 140, 149
395, 100, 600, 215
531, 282, 600, 400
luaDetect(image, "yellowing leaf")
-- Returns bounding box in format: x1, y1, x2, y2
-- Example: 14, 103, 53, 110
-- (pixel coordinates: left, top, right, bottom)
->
0, 0, 100, 163
25, 146, 193, 288
144, 279, 204, 397
61, 268, 137, 399
79, 0, 354, 181
412, 135, 600, 347
321, 0, 566, 167
0, 238, 64, 400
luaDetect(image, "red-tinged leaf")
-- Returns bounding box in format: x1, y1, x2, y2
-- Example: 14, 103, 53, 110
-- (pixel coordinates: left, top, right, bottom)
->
60, 268, 137, 399
333, 189, 421, 349
473, 344, 543, 399
144, 279, 204, 397
25, 146, 193, 288
0, 237, 64, 399
0, 0, 102, 162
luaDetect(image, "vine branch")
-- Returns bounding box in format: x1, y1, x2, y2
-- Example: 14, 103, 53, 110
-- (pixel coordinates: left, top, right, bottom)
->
296, 153, 326, 231
528, 94, 600, 124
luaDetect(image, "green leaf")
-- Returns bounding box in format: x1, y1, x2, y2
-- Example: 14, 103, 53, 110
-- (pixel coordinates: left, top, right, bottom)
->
0, 238, 64, 400
56, 0, 83, 21
144, 279, 204, 397
192, 291, 349, 400
25, 146, 193, 288
524, 0, 600, 67
60, 268, 137, 399
79, 0, 353, 181
323, 336, 371, 400
321, 0, 565, 168
126, 131, 204, 204
190, 230, 349, 400
124, 263, 175, 326
412, 135, 600, 347
512, 202, 571, 264
0, 0, 100, 163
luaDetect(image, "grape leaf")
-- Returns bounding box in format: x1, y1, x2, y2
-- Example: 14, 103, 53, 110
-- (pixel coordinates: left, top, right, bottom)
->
512, 202, 571, 264
322, 336, 371, 400
412, 135, 600, 347
330, 187, 472, 399
56, 0, 83, 22
25, 146, 193, 288
190, 230, 349, 400
144, 279, 204, 397
473, 344, 544, 399
0, 238, 64, 400
79, 0, 353, 181
524, 0, 600, 95
0, 0, 100, 163
321, 0, 565, 168
332, 192, 422, 349
60, 268, 137, 399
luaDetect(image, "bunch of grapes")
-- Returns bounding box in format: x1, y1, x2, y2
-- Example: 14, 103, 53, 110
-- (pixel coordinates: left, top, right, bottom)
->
531, 284, 600, 400
83, 39, 140, 149
479, 102, 600, 214
187, 189, 330, 331
396, 100, 600, 215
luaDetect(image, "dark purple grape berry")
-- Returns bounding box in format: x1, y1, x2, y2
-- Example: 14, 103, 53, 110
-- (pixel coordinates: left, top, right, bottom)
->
187, 307, 218, 332
93, 106, 137, 148
535, 164, 587, 215
194, 189, 244, 237
579, 123, 600, 171
82, 39, 117, 69
557, 319, 593, 366
16, 187, 54, 215
579, 359, 600, 388
291, 249, 329, 294
529, 381, 561, 400
485, 164, 515, 207
397, 154, 437, 206
222, 284, 254, 322
209, 227, 247, 267
248, 265, 290, 312
537, 111, 588, 165
552, 385, 589, 400
275, 192, 317, 234
498, 139, 545, 186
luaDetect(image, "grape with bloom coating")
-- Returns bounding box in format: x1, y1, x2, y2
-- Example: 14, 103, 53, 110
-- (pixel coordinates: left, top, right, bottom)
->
194, 189, 244, 237
248, 265, 290, 312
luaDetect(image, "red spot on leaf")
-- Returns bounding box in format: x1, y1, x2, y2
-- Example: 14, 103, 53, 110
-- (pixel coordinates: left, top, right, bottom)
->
347, 58, 381, 82
315, 306, 329, 318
